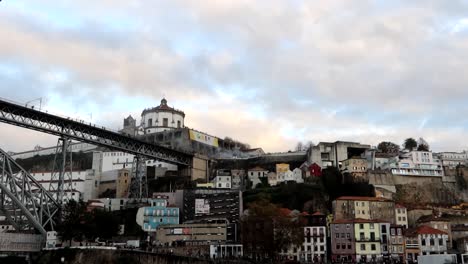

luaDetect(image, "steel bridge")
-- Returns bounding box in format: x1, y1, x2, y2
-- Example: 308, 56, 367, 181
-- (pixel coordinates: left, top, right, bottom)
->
0, 98, 192, 165
0, 98, 194, 235
0, 148, 60, 235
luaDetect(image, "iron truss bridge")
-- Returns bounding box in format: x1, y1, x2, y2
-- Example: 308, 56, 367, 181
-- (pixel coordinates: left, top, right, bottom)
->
0, 148, 60, 235
0, 99, 192, 166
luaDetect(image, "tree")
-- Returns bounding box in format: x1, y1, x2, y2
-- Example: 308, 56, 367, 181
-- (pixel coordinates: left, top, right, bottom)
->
417, 138, 430, 151
241, 199, 304, 260
56, 200, 88, 245
377, 141, 400, 154
403, 138, 418, 151
57, 200, 120, 244
295, 142, 304, 152
417, 144, 429, 151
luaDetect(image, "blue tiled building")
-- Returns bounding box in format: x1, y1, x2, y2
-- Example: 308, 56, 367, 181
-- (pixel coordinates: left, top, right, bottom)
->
136, 196, 180, 232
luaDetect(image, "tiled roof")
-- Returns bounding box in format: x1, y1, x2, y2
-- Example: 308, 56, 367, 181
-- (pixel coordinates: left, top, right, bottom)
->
335, 196, 392, 202
405, 226, 447, 236
248, 166, 267, 171
278, 208, 292, 217
417, 215, 450, 223
395, 204, 406, 209
332, 218, 389, 224
332, 219, 355, 224
311, 211, 325, 216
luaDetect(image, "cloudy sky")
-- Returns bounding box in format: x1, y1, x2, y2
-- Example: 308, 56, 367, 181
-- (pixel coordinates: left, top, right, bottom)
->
1, 0, 468, 153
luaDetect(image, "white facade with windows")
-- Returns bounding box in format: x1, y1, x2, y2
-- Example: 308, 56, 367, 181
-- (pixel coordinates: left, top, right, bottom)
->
141, 98, 185, 134
276, 168, 304, 184
247, 167, 268, 189
281, 226, 327, 262
213, 175, 232, 189
31, 170, 93, 202
419, 233, 448, 255
395, 206, 408, 228
437, 151, 468, 168
383, 151, 444, 177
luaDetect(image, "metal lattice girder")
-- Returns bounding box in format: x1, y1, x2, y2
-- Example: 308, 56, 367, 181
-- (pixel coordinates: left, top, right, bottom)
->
49, 138, 74, 204
128, 156, 148, 199
0, 148, 60, 235
0, 99, 192, 165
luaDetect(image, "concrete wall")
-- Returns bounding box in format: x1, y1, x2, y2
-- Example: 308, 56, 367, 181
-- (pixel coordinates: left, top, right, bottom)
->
392, 175, 443, 185
35, 249, 239, 264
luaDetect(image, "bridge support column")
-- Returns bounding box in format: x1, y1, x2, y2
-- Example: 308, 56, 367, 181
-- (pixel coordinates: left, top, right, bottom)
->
50, 137, 74, 205
128, 156, 148, 199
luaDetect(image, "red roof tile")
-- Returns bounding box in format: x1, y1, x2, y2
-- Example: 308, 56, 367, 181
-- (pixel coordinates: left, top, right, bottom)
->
312, 211, 324, 216
278, 208, 292, 217
336, 196, 392, 202
405, 225, 447, 236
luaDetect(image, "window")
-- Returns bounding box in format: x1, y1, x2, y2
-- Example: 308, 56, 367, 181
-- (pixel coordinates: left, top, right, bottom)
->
163, 118, 168, 127
430, 238, 435, 246
347, 244, 351, 249
360, 224, 364, 229
177, 120, 181, 128
336, 233, 340, 238
347, 233, 350, 238
371, 244, 376, 251
382, 225, 387, 233
391, 229, 395, 236
346, 224, 351, 229
438, 238, 443, 245
421, 239, 426, 246
336, 244, 340, 250
341, 244, 345, 249
370, 223, 374, 229
360, 244, 366, 251
341, 233, 345, 238
320, 245, 324, 251
397, 229, 402, 236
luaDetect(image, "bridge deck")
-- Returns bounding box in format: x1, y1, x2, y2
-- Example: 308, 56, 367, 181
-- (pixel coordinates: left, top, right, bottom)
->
0, 99, 192, 166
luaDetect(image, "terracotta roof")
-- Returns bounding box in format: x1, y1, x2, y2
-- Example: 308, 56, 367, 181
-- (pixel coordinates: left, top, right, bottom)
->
332, 219, 355, 224
405, 226, 447, 236
335, 196, 392, 202
248, 166, 267, 171
312, 211, 325, 216
141, 98, 185, 117
417, 215, 450, 223
332, 218, 389, 224
395, 204, 406, 209
300, 212, 310, 216
278, 208, 292, 217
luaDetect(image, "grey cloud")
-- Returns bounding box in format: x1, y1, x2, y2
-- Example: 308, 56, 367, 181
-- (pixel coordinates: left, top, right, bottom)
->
1, 0, 468, 151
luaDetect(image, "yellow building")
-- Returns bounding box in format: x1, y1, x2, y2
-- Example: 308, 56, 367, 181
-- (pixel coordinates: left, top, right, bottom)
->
116, 168, 130, 198
354, 219, 382, 263
276, 163, 290, 174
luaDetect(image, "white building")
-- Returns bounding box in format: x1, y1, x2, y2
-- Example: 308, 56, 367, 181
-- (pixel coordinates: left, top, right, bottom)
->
11, 142, 96, 160
395, 205, 408, 228
247, 167, 268, 189
282, 226, 327, 262
267, 172, 278, 186
437, 151, 468, 168
213, 175, 232, 189
276, 168, 304, 184
383, 151, 444, 177
31, 170, 94, 202
141, 98, 185, 134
